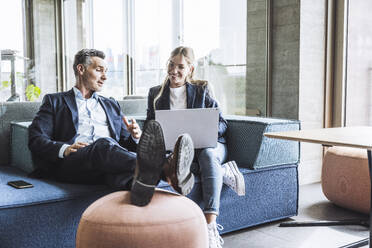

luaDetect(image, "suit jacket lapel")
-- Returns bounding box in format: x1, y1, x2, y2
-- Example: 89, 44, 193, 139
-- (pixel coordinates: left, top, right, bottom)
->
98, 97, 116, 137
186, 82, 196, 108
157, 83, 171, 110
63, 89, 79, 132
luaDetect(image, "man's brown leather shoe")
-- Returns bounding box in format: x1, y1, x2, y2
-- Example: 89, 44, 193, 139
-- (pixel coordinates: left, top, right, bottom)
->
164, 134, 195, 195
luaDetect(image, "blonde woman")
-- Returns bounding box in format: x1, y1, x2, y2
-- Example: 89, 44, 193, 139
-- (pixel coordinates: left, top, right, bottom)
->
146, 46, 245, 248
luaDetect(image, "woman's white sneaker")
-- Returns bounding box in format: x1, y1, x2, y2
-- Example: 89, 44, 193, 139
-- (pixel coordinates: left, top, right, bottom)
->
222, 160, 245, 196
207, 221, 224, 248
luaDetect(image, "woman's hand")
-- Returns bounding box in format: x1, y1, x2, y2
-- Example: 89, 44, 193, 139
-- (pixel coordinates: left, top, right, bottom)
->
123, 116, 142, 139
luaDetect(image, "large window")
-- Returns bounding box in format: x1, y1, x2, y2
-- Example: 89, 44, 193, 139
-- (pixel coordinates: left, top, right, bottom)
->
0, 0, 59, 102
2, 0, 251, 115
134, 0, 173, 96
92, 0, 127, 98
63, 0, 91, 91
63, 0, 247, 115
0, 0, 26, 101
63, 0, 173, 99
344, 0, 372, 126
330, 0, 372, 127
183, 0, 246, 114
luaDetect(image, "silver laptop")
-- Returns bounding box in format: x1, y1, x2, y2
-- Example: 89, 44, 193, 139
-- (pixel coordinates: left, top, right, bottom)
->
155, 108, 219, 150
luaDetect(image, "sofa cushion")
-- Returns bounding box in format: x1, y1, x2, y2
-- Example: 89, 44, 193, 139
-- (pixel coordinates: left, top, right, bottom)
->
226, 115, 300, 169
0, 166, 113, 248
0, 166, 111, 209
157, 163, 299, 234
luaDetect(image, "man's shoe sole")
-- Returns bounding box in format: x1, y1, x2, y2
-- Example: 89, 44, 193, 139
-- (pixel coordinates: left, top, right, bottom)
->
172, 134, 195, 195
131, 120, 166, 206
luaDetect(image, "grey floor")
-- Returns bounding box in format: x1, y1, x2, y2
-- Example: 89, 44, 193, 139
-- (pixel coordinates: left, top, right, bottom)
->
222, 183, 369, 248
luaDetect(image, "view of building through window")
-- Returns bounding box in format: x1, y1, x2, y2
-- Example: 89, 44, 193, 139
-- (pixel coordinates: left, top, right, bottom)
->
183, 0, 246, 115
92, 0, 127, 98
0, 0, 27, 102
133, 0, 173, 96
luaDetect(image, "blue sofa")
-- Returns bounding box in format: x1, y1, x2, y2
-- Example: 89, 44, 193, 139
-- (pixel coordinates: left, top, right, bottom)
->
0, 100, 300, 248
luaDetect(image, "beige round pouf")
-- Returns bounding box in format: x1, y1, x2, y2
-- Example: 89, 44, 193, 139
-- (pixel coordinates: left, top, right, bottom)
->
321, 146, 370, 214
76, 189, 208, 248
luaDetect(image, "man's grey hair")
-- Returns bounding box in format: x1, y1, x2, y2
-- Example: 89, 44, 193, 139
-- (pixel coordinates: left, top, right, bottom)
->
73, 49, 105, 76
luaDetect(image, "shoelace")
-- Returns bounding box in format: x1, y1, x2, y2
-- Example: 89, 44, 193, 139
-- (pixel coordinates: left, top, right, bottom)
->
208, 226, 217, 248
208, 224, 223, 248
223, 166, 236, 189
208, 232, 217, 247
215, 224, 224, 246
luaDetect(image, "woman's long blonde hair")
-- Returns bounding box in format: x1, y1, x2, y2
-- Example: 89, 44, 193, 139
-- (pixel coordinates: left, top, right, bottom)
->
153, 46, 208, 110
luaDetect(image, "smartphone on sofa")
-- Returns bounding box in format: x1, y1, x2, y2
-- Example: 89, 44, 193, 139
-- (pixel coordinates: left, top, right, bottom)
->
7, 180, 34, 189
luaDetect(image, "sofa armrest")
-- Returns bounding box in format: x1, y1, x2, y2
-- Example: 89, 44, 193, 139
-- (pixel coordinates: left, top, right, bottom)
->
11, 121, 34, 173
225, 115, 300, 170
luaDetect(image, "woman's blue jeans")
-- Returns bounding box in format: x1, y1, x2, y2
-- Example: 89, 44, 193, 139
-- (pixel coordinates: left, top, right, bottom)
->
195, 142, 227, 215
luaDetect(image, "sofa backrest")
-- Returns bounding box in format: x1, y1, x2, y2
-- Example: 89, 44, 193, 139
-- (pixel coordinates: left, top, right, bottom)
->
0, 99, 147, 166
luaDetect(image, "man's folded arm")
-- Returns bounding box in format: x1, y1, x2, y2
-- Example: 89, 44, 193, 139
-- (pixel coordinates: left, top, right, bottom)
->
28, 95, 67, 163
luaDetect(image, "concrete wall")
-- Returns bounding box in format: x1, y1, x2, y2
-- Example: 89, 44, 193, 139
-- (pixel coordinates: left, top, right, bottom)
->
245, 0, 326, 185
265, 0, 327, 185
245, 0, 301, 119
271, 0, 300, 120
246, 0, 267, 116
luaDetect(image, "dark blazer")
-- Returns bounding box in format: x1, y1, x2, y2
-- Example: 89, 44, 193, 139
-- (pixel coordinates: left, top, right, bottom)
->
146, 81, 227, 143
28, 89, 136, 166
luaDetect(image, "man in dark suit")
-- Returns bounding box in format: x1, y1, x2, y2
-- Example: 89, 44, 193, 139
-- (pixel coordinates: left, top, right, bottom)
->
28, 49, 195, 206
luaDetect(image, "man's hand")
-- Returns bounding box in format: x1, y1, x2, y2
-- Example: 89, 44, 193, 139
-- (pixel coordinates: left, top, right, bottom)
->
123, 116, 142, 139
64, 142, 89, 157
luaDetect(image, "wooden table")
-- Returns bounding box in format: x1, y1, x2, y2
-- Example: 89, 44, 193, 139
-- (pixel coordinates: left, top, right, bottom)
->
265, 126, 372, 248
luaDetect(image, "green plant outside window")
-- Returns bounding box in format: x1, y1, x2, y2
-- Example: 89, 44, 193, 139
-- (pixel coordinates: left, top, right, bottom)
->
26, 84, 41, 101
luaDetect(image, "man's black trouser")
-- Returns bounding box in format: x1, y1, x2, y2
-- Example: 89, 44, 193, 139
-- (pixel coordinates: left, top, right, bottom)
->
55, 137, 136, 190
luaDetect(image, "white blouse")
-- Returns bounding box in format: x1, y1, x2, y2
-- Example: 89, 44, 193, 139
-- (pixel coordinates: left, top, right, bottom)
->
169, 85, 187, 109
